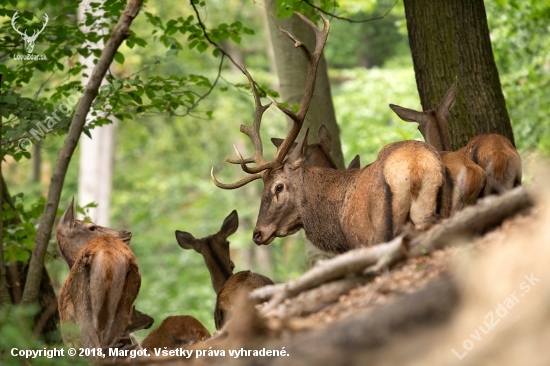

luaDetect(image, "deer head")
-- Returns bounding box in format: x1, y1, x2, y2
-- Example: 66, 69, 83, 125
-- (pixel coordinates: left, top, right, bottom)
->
55, 197, 132, 269
176, 210, 238, 294
11, 11, 49, 54
211, 13, 329, 246
389, 78, 457, 151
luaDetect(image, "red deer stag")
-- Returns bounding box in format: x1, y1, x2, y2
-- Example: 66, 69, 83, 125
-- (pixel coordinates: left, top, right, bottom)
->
140, 316, 210, 350
211, 13, 447, 253
176, 210, 273, 330
55, 198, 141, 349
389, 79, 487, 213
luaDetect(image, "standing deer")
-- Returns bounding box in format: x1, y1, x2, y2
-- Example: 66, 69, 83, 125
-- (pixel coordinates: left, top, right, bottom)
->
211, 13, 447, 253
176, 210, 273, 330
390, 78, 521, 198
389, 79, 487, 213
56, 198, 141, 349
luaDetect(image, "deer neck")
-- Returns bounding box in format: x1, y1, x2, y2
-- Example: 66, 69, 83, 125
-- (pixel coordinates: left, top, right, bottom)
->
202, 237, 233, 295
299, 167, 357, 253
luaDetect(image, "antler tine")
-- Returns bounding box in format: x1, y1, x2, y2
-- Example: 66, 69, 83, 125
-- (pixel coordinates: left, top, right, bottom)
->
211, 167, 263, 190
272, 13, 330, 165
226, 65, 278, 174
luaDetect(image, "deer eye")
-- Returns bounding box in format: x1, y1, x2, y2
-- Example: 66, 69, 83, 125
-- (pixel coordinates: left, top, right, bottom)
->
275, 183, 284, 193
89, 226, 97, 231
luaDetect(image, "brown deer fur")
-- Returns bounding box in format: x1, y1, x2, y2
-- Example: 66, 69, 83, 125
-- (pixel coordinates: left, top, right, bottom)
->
56, 198, 140, 349
390, 79, 487, 213
140, 316, 210, 350
253, 138, 446, 253
177, 210, 273, 330
456, 133, 522, 196
215, 270, 273, 330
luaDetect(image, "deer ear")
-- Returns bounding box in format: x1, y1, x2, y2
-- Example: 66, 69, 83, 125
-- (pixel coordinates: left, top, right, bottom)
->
438, 78, 457, 119
271, 138, 284, 148
317, 124, 332, 152
389, 104, 429, 125
347, 154, 361, 169
271, 138, 298, 153
287, 129, 309, 171
59, 197, 76, 227
220, 210, 239, 237
175, 230, 199, 252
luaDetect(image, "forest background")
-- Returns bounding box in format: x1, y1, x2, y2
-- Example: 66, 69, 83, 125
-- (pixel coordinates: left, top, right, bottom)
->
0, 0, 548, 351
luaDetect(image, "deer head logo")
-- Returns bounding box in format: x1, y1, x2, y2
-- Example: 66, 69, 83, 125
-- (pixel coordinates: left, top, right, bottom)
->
11, 11, 48, 54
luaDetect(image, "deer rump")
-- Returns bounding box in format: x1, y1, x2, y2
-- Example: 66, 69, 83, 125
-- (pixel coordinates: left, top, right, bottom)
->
300, 140, 446, 252
58, 236, 140, 349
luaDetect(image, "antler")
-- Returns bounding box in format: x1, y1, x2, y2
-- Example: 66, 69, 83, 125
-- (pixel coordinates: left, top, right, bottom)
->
11, 11, 26, 37
270, 12, 330, 165
212, 12, 330, 190
211, 66, 271, 189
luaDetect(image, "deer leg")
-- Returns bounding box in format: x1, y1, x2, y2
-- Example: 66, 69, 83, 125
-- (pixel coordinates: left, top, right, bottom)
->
409, 170, 441, 230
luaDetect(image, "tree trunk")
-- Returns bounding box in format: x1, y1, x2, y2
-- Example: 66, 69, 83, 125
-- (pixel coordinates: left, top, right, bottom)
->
77, 0, 117, 226
403, 0, 515, 150
264, 1, 345, 168
31, 140, 41, 184
264, 2, 341, 266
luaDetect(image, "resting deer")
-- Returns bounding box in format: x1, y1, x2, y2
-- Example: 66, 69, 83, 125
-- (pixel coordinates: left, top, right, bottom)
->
56, 198, 141, 349
389, 79, 487, 213
211, 13, 447, 253
140, 316, 210, 350
176, 210, 273, 330
272, 124, 361, 170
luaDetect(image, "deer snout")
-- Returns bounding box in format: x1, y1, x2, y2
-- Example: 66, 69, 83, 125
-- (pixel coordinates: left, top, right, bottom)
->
252, 230, 263, 245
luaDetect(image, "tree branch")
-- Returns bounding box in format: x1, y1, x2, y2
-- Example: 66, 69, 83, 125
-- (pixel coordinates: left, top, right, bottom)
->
301, 0, 397, 23
21, 0, 144, 305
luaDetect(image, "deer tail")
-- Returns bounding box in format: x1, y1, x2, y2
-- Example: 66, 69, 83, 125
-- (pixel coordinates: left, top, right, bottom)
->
492, 150, 509, 182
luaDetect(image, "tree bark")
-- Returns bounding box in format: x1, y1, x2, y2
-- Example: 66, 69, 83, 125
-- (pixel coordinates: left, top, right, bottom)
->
21, 0, 144, 305
264, 2, 344, 167
264, 1, 342, 266
403, 0, 515, 149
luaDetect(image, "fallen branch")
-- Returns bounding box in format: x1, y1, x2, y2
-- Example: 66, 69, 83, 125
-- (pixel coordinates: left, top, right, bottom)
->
258, 236, 407, 315
270, 275, 371, 319
253, 186, 534, 315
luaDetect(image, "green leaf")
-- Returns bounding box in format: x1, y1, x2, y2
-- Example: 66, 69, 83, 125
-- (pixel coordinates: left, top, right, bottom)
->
197, 41, 208, 53
114, 52, 125, 64
212, 48, 221, 57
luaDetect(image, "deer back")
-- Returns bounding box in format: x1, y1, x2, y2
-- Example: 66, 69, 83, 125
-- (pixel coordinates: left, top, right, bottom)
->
176, 210, 238, 295
58, 236, 140, 349
457, 134, 522, 196
214, 270, 274, 330
389, 79, 487, 214
56, 199, 140, 349
141, 315, 210, 350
